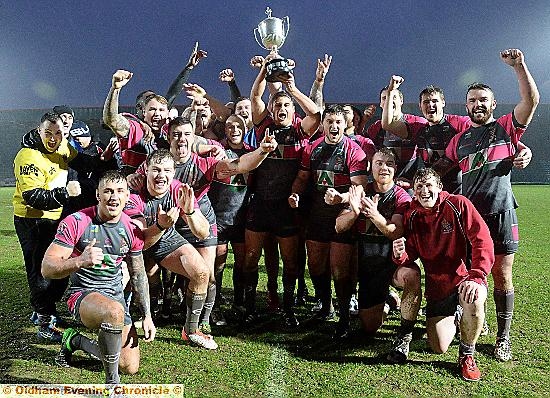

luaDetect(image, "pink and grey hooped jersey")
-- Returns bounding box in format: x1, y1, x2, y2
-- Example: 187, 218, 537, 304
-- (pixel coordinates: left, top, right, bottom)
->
445, 113, 525, 215
409, 114, 471, 192
118, 115, 169, 171
53, 206, 144, 297
252, 114, 309, 201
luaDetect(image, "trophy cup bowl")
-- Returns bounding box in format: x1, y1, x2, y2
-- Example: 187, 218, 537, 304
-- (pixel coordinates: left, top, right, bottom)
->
254, 8, 292, 83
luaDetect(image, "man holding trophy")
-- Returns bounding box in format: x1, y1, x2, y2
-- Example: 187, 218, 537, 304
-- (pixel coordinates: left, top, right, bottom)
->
242, 8, 321, 328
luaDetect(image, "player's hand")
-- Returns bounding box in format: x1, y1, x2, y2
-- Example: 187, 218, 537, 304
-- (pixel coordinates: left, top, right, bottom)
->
250, 55, 265, 69
219, 68, 235, 82
388, 75, 404, 91
392, 237, 406, 259
100, 137, 119, 161
316, 54, 332, 82
112, 69, 133, 89
513, 146, 532, 169
126, 173, 144, 191
325, 187, 343, 205
141, 315, 156, 342
500, 49, 524, 67
395, 177, 412, 190
209, 145, 227, 160
279, 73, 297, 94
361, 194, 380, 219
259, 130, 278, 154
178, 184, 195, 215
458, 280, 481, 304
183, 83, 207, 99
363, 104, 377, 121
66, 181, 81, 197
186, 42, 207, 69
288, 193, 299, 208
156, 204, 178, 230
80, 238, 104, 268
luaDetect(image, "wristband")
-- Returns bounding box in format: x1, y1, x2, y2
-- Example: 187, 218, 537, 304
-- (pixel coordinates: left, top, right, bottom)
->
184, 210, 196, 216
155, 220, 166, 231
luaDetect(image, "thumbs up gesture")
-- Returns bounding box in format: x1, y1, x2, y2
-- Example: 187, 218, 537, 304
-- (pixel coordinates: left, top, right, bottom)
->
80, 238, 104, 268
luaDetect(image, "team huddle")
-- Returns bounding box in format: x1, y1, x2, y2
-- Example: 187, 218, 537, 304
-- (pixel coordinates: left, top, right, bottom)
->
13, 45, 538, 385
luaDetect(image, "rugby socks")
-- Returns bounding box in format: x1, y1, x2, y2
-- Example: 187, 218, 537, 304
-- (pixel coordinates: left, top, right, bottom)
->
494, 288, 514, 340
459, 341, 476, 357
311, 273, 332, 315
98, 322, 122, 385
398, 317, 416, 337
232, 264, 244, 308
243, 271, 259, 315
282, 272, 297, 313
215, 267, 225, 307
201, 283, 216, 324
185, 290, 207, 334
71, 333, 101, 359
334, 277, 352, 325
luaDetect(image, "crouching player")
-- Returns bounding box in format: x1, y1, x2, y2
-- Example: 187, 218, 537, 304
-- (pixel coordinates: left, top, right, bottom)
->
390, 168, 494, 381
335, 148, 411, 335
42, 170, 156, 386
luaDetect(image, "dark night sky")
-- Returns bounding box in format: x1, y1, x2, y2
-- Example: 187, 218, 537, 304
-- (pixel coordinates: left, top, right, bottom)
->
1, 0, 549, 110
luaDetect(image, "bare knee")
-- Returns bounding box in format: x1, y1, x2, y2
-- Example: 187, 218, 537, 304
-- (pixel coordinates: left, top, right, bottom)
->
120, 360, 139, 375
187, 262, 209, 290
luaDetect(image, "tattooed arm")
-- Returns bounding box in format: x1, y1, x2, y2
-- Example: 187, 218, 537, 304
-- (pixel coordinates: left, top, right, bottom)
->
103, 70, 132, 138
126, 253, 156, 341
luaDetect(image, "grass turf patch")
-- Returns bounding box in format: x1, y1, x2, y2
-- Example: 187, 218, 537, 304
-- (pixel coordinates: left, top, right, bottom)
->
1, 186, 549, 396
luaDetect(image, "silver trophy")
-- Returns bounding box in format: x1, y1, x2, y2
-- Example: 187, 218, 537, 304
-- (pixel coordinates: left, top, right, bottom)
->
254, 7, 292, 83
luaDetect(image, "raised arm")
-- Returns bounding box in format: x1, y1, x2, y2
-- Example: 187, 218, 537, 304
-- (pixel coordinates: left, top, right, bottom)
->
184, 83, 231, 122
219, 68, 242, 103
309, 54, 332, 110
103, 70, 132, 138
250, 56, 270, 125
380, 75, 408, 138
500, 49, 540, 126
165, 42, 207, 108
281, 74, 321, 135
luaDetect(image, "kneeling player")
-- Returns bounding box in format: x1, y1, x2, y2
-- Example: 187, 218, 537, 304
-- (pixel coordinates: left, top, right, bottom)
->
335, 148, 411, 334
390, 168, 494, 381
42, 170, 156, 385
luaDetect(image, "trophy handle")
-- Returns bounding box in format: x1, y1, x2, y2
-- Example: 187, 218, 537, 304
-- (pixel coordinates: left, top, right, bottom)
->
254, 27, 268, 51
281, 16, 290, 46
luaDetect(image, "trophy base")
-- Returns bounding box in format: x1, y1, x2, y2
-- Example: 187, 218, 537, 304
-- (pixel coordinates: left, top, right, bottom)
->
265, 58, 293, 83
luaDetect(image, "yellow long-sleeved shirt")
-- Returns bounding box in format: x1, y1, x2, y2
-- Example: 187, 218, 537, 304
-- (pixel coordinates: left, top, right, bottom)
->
13, 139, 77, 220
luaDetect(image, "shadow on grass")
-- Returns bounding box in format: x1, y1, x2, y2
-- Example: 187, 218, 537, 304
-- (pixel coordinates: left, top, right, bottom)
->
0, 229, 16, 237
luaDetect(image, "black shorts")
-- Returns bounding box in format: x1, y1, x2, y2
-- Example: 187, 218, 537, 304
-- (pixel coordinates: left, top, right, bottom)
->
67, 289, 132, 326
306, 211, 352, 244
217, 223, 245, 244
357, 255, 396, 309
147, 228, 188, 262
246, 197, 298, 238
425, 292, 459, 318
483, 209, 519, 255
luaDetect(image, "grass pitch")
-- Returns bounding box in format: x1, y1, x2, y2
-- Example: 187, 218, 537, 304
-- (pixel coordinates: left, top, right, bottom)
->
1, 186, 549, 397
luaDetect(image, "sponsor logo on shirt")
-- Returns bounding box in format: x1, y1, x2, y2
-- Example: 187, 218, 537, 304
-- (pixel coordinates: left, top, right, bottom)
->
19, 164, 40, 177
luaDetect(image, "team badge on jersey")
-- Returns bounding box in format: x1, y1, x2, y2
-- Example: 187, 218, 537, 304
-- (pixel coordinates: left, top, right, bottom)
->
468, 149, 488, 172
315, 170, 335, 188
441, 219, 454, 234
